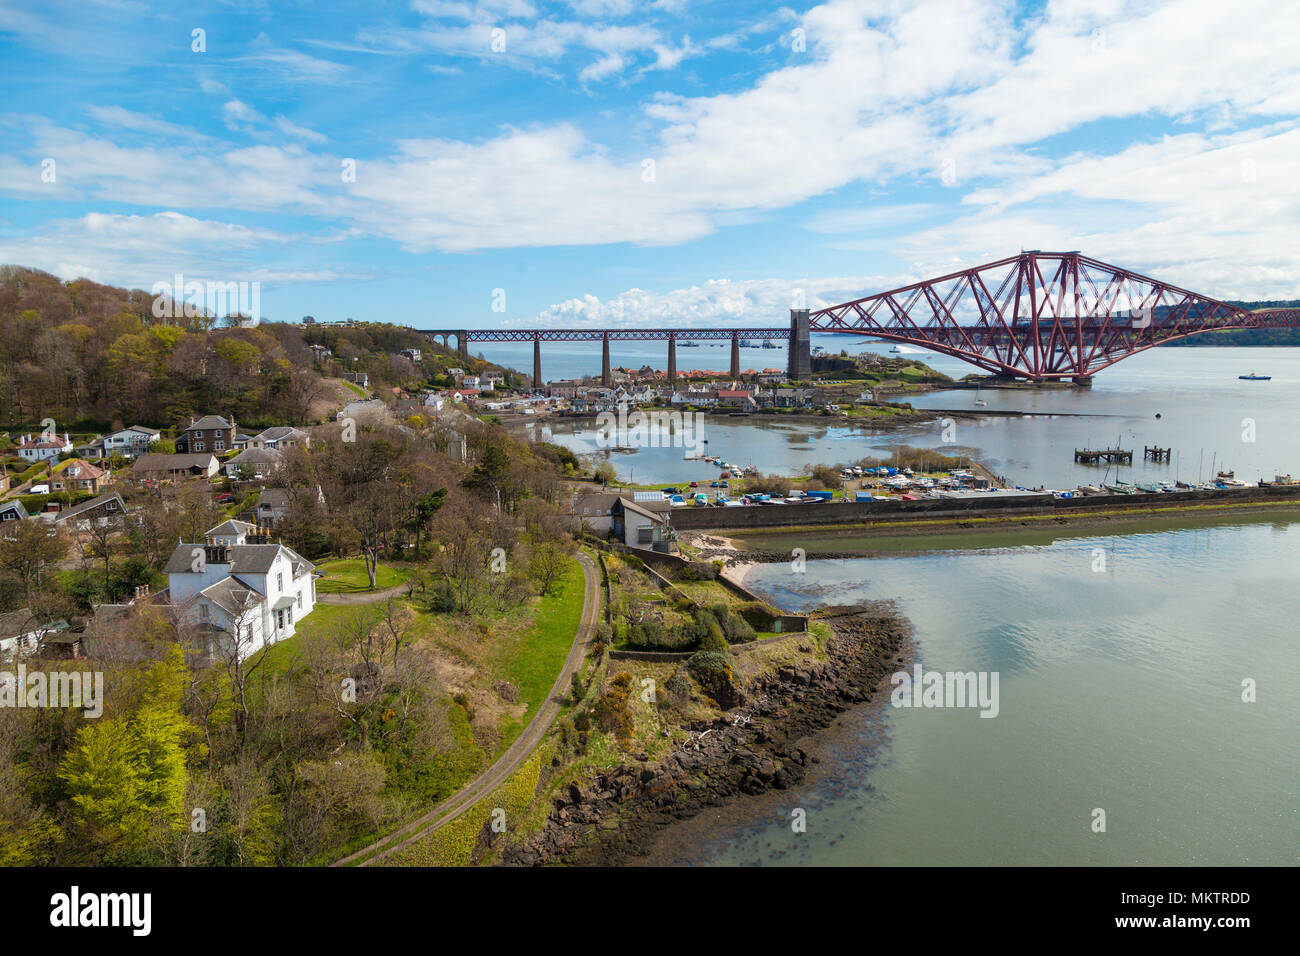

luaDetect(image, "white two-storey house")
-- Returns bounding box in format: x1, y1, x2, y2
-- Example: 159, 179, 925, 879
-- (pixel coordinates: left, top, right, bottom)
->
164, 521, 318, 661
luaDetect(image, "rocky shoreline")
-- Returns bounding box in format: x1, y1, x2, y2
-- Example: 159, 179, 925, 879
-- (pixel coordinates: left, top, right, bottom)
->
499, 604, 910, 867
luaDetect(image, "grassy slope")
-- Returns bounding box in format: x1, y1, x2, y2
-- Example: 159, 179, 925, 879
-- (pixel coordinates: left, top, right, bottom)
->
314, 558, 414, 593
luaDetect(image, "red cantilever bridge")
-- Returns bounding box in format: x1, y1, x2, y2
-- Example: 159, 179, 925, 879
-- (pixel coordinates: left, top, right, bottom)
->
420, 252, 1300, 385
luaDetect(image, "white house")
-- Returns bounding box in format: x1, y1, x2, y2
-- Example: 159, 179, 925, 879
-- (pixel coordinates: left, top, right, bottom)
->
164, 521, 318, 661
102, 425, 161, 458
17, 433, 73, 462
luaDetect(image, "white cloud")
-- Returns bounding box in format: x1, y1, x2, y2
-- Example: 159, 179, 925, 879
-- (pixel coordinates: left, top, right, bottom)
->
0, 211, 333, 289
533, 272, 911, 327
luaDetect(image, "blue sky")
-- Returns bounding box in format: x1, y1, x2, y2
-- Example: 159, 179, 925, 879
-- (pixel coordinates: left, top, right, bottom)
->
1, 0, 1298, 328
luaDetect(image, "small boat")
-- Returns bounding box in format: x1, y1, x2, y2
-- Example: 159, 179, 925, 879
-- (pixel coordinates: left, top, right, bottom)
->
1175, 480, 1195, 489
1216, 470, 1235, 480
1105, 483, 1137, 495
1077, 485, 1105, 496
1136, 482, 1160, 493
1238, 372, 1271, 380
974, 399, 987, 406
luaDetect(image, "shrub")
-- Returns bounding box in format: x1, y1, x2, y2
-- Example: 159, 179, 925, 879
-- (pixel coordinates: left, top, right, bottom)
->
593, 671, 635, 742
426, 582, 456, 613
710, 603, 756, 644
687, 649, 740, 709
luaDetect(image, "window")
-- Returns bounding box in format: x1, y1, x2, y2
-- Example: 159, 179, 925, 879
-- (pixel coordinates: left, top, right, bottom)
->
215, 441, 224, 450
195, 442, 205, 451
198, 604, 208, 622
277, 572, 283, 591
296, 592, 302, 609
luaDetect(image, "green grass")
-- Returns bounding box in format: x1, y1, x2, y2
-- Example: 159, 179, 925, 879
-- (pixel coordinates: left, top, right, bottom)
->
493, 557, 587, 750
315, 558, 413, 593
251, 603, 381, 678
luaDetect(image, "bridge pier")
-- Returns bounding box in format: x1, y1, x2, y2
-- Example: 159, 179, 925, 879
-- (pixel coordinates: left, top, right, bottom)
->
788, 309, 811, 380
533, 336, 542, 391
730, 333, 740, 379
601, 332, 611, 386
667, 334, 677, 386
1072, 375, 1093, 387
457, 330, 469, 361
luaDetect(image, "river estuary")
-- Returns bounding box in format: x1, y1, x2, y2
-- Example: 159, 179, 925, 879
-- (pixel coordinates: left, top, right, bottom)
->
503, 343, 1299, 866
656, 514, 1300, 866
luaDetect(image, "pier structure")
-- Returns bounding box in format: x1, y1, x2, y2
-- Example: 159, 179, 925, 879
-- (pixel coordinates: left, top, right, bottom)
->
1074, 448, 1133, 464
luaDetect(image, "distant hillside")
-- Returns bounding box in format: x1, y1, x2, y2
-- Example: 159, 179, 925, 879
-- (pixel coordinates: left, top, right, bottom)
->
0, 265, 510, 432
1160, 300, 1300, 347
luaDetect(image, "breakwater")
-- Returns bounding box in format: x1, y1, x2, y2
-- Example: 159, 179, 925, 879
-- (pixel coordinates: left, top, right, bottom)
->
668, 483, 1300, 531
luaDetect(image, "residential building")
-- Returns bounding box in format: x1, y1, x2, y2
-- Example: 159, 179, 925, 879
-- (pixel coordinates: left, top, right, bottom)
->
16, 432, 72, 462
131, 453, 220, 481
0, 608, 68, 661
51, 492, 128, 529
612, 497, 672, 548
0, 501, 27, 523
223, 447, 284, 480
48, 458, 109, 495
98, 425, 161, 459
251, 426, 309, 451
164, 521, 319, 661
253, 488, 291, 526
175, 415, 236, 454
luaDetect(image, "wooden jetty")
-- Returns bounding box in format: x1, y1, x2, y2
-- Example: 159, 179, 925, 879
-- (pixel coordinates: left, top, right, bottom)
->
1143, 445, 1172, 463
1074, 447, 1133, 464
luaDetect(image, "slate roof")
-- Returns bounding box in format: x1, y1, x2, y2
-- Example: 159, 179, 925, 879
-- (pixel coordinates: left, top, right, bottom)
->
254, 426, 307, 443
198, 577, 261, 617
226, 447, 283, 465
164, 541, 315, 577
133, 453, 218, 473
207, 519, 256, 537
183, 415, 234, 431
52, 493, 126, 524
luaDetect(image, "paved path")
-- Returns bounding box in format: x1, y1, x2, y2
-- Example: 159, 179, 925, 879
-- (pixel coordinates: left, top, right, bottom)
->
332, 551, 600, 866
316, 583, 409, 606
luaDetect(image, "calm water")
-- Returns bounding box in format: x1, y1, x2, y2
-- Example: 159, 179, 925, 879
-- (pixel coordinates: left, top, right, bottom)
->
673, 516, 1300, 866
525, 346, 1300, 487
